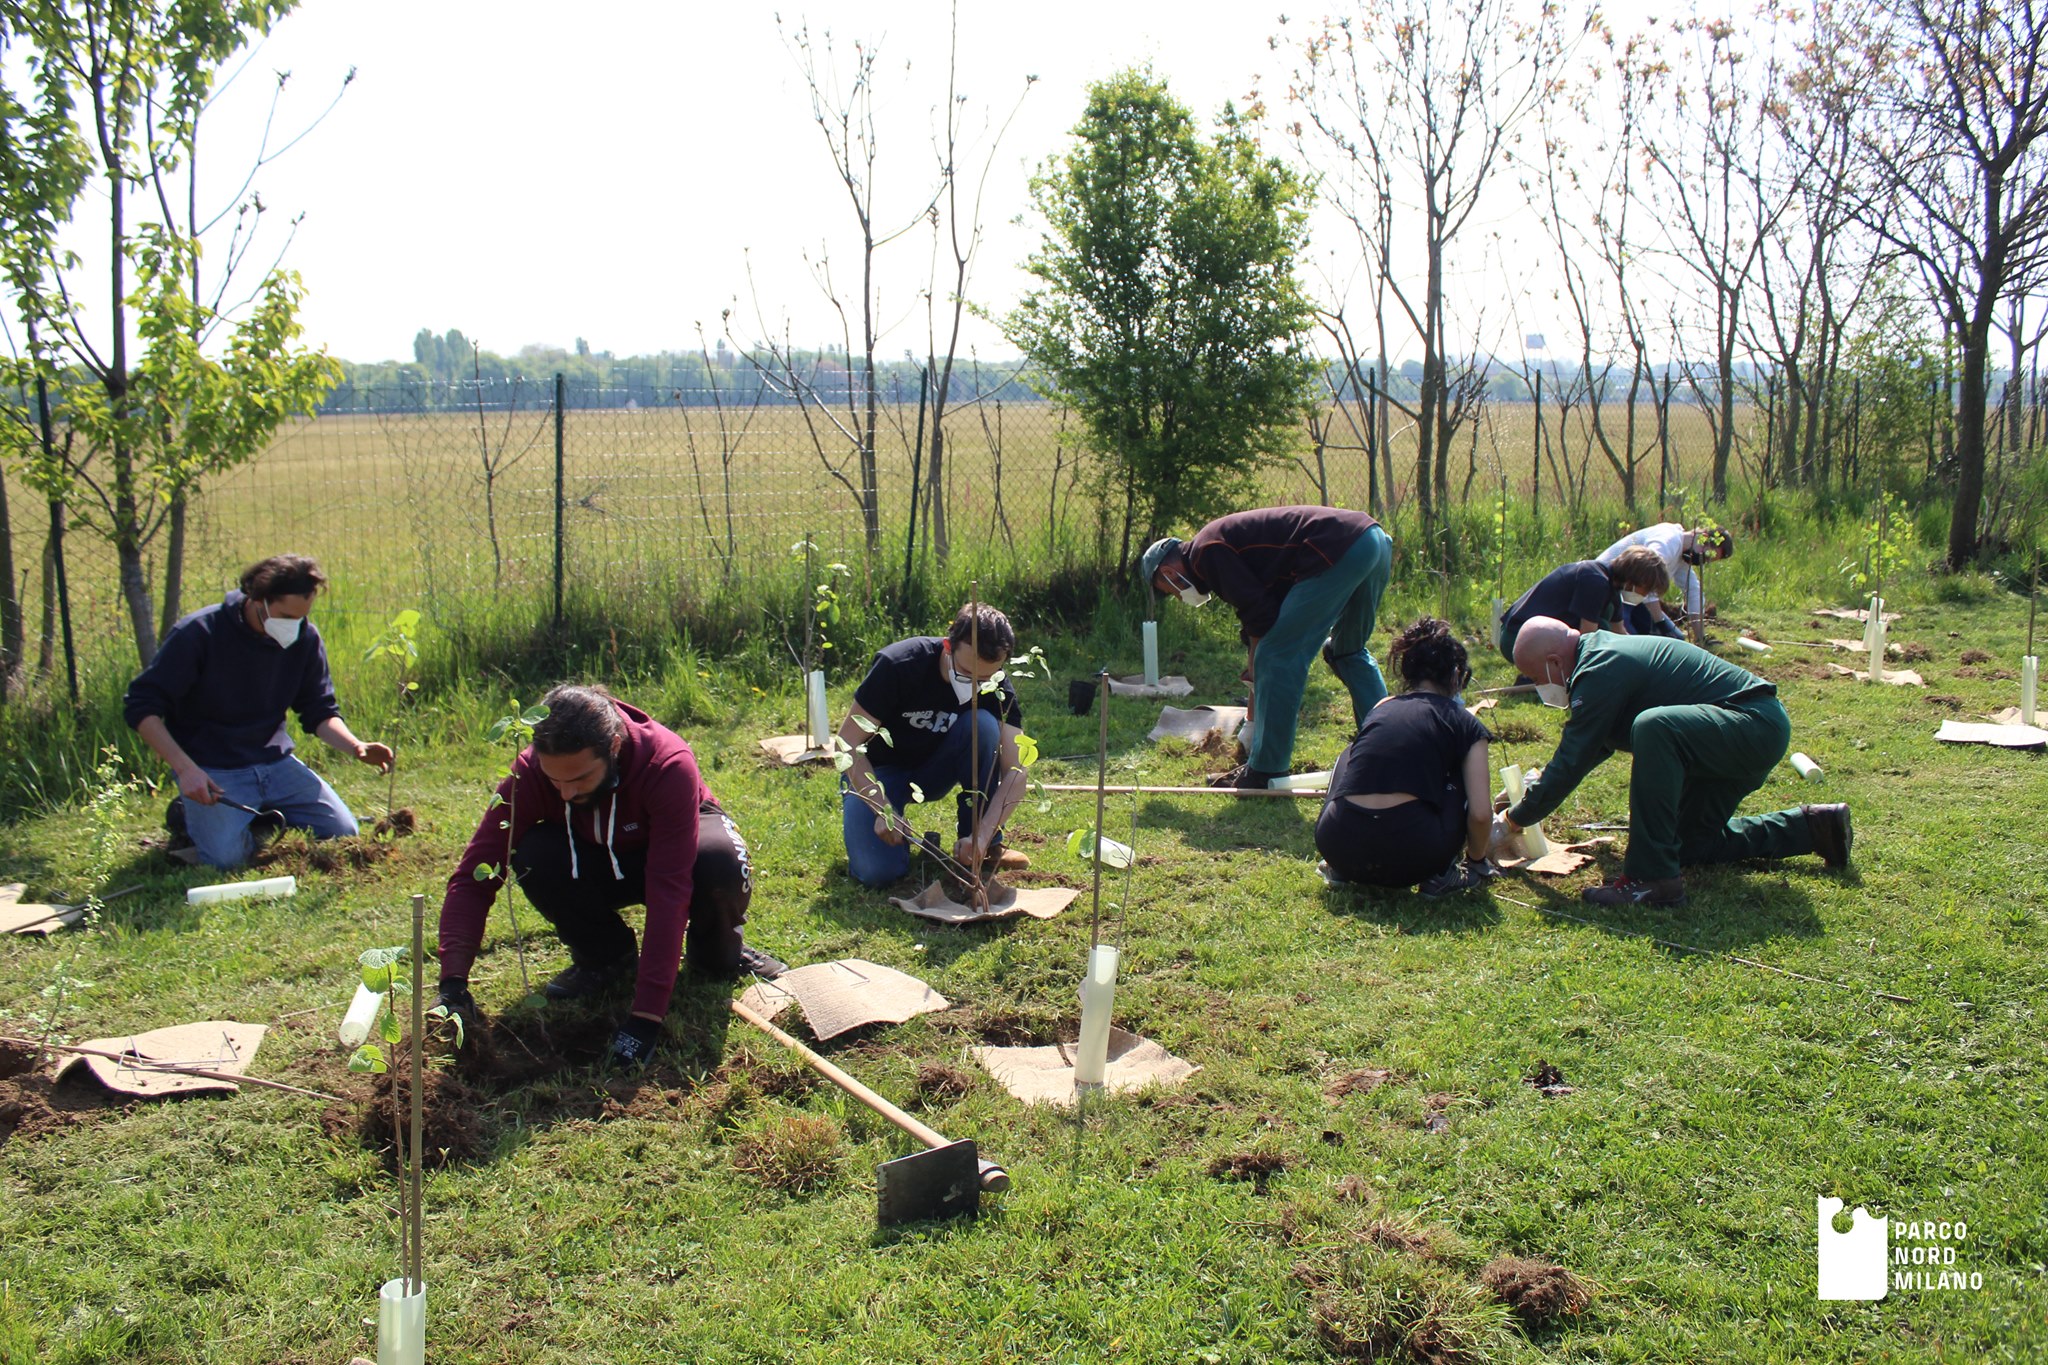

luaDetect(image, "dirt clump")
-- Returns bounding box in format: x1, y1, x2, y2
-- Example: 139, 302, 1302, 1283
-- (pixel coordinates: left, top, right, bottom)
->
330, 1068, 495, 1169
1362, 1219, 1434, 1256
1325, 1067, 1395, 1102
1523, 1062, 1574, 1097
1960, 648, 1993, 664
1924, 694, 1966, 711
1489, 717, 1547, 745
1896, 641, 1934, 663
912, 1062, 973, 1104
1209, 1149, 1292, 1192
0, 1040, 136, 1147
373, 808, 418, 837
1480, 1255, 1592, 1326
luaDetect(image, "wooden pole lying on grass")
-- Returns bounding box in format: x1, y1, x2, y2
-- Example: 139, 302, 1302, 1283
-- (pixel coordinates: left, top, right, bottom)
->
1038, 783, 1325, 798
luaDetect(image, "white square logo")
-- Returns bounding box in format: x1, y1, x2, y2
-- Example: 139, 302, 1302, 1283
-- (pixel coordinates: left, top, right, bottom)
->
1818, 1196, 1888, 1301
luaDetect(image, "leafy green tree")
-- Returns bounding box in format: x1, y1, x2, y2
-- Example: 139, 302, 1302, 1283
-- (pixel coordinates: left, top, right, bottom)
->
1005, 69, 1318, 570
2, 0, 339, 663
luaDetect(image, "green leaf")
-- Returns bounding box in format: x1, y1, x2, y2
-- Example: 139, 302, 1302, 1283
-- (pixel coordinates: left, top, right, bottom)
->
521, 704, 550, 725
908, 782, 926, 805
427, 1002, 465, 1049
473, 864, 497, 881
347, 1044, 387, 1074
378, 1002, 403, 1045
832, 752, 854, 773
850, 714, 880, 734
485, 719, 511, 744
1014, 733, 1040, 767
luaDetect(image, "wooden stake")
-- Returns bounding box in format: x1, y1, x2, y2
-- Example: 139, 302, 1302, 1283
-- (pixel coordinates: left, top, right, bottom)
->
1090, 671, 1110, 949
408, 893, 425, 1295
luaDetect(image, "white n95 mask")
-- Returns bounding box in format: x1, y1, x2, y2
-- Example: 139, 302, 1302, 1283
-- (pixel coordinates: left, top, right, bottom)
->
1618, 590, 1647, 607
1167, 571, 1210, 607
263, 612, 303, 648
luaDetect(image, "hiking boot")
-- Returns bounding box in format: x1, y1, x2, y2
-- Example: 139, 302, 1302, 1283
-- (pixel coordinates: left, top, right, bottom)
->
543, 951, 638, 1002
1207, 763, 1283, 791
1580, 875, 1687, 907
1803, 803, 1853, 868
165, 798, 188, 839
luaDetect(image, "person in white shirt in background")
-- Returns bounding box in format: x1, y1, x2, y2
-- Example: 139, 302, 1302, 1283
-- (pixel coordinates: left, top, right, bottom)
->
1594, 523, 1732, 639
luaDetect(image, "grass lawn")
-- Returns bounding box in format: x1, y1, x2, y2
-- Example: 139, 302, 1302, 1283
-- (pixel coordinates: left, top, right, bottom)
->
1, 561, 2044, 1363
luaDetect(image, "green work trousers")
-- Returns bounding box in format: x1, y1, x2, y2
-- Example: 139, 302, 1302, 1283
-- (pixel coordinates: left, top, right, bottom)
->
1624, 696, 1814, 880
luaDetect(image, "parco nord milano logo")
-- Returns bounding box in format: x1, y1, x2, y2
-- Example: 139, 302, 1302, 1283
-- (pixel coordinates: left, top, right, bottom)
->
1818, 1197, 1983, 1300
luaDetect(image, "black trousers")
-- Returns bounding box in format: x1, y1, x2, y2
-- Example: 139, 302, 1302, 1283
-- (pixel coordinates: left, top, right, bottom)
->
510, 803, 753, 977
1314, 791, 1467, 888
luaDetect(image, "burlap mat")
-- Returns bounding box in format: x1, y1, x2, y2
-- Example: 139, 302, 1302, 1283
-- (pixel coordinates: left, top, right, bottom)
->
53, 1021, 267, 1097
971, 1027, 1197, 1107
888, 880, 1078, 925
737, 959, 951, 1041
1811, 607, 1902, 623
1824, 662, 1924, 686
1147, 705, 1247, 744
1936, 719, 2048, 750
757, 735, 831, 765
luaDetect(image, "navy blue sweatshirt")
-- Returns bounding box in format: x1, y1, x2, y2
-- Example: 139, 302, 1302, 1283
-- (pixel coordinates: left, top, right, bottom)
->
123, 591, 344, 769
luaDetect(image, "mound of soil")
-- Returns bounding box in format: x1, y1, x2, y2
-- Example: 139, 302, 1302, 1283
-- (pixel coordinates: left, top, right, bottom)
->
912, 1062, 973, 1104
1480, 1255, 1592, 1325
252, 832, 441, 878
326, 1068, 495, 1169
1209, 1150, 1291, 1192
373, 808, 419, 837
0, 1039, 135, 1148
1325, 1067, 1395, 1102
1960, 648, 1993, 664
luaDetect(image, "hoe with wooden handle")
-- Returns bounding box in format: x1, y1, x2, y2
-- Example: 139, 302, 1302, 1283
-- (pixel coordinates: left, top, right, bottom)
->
730, 997, 1009, 1225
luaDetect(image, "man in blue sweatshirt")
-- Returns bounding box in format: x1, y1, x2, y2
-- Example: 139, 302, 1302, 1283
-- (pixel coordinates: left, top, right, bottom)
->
125, 554, 393, 868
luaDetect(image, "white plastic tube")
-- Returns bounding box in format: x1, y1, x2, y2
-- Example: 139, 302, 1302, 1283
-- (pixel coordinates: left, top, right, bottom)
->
2023, 657, 2038, 727
1862, 595, 1885, 652
1500, 764, 1552, 857
1790, 752, 1824, 783
1073, 944, 1120, 1088
185, 875, 295, 905
1142, 620, 1160, 686
1867, 620, 1886, 683
339, 984, 387, 1047
1267, 770, 1333, 790
805, 669, 830, 749
1737, 636, 1771, 653
378, 1277, 424, 1365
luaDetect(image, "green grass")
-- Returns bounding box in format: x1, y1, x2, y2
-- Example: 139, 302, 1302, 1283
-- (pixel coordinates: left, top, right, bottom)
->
2, 534, 2045, 1362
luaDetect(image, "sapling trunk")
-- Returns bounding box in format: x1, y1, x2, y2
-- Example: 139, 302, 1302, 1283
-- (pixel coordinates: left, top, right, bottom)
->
409, 893, 425, 1295
968, 584, 983, 911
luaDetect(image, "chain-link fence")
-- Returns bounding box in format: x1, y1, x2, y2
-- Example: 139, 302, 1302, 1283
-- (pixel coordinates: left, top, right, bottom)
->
3, 374, 1764, 692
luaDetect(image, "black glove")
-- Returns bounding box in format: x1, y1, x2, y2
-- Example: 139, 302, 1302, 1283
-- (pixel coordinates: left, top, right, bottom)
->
435, 977, 479, 1048
609, 1014, 662, 1068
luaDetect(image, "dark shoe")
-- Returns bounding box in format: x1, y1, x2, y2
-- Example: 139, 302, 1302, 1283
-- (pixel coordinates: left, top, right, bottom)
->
736, 945, 787, 980
165, 839, 204, 867
1207, 764, 1283, 791
544, 951, 638, 1002
1581, 876, 1686, 907
1417, 858, 1473, 897
1804, 803, 1853, 868
1068, 679, 1097, 716
165, 798, 187, 838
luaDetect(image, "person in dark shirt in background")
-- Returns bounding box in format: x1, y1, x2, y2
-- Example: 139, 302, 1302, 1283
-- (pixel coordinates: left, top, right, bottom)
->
1496, 547, 1670, 663
1141, 505, 1393, 790
1315, 618, 1498, 893
1499, 616, 1853, 906
124, 554, 392, 868
838, 604, 1030, 893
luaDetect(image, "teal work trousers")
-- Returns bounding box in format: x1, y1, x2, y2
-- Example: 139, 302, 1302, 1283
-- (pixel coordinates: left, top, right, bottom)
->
1624, 696, 1815, 880
1245, 524, 1392, 772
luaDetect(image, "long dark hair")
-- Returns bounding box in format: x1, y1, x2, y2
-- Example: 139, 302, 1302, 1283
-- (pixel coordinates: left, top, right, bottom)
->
1387, 617, 1470, 692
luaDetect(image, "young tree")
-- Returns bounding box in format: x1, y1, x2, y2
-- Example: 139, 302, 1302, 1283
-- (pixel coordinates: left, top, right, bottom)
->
1291, 0, 1582, 533
1818, 0, 2048, 564
1006, 69, 1318, 570
2, 0, 338, 664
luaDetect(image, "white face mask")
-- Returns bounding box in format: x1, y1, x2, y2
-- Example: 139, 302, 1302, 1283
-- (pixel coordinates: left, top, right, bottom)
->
944, 647, 979, 704
1166, 571, 1210, 607
1534, 660, 1569, 709
1618, 590, 1647, 607
262, 606, 303, 648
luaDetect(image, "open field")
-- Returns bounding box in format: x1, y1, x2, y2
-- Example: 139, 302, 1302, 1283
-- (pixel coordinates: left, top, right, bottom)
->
1, 538, 2043, 1362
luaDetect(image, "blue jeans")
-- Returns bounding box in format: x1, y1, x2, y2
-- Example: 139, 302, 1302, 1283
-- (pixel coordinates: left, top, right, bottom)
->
1245, 523, 1392, 772
842, 709, 1000, 887
182, 755, 359, 869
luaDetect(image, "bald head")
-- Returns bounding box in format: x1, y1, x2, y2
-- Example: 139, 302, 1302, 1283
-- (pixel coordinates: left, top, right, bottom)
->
1513, 616, 1580, 688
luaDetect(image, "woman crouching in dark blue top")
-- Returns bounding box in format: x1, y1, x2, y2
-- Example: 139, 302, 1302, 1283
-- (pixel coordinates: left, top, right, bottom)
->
1315, 618, 1499, 893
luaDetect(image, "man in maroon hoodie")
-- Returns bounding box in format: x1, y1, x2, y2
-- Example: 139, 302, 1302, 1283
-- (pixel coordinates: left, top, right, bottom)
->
434, 684, 777, 1066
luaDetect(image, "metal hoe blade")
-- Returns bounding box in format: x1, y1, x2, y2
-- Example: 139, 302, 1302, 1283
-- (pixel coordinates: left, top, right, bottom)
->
876, 1138, 982, 1225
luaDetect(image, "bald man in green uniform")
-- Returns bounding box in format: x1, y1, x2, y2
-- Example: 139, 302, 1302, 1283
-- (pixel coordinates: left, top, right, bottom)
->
1499, 616, 1853, 905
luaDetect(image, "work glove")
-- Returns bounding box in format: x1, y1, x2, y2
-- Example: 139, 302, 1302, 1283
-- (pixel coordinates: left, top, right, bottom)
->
609, 1014, 663, 1068
434, 978, 479, 1048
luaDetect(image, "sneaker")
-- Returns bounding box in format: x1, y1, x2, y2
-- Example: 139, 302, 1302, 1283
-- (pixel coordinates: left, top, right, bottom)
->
736, 945, 788, 980
1207, 764, 1283, 791
1316, 858, 1349, 888
543, 951, 639, 1002
1580, 876, 1686, 907
1803, 803, 1853, 868
1417, 858, 1472, 897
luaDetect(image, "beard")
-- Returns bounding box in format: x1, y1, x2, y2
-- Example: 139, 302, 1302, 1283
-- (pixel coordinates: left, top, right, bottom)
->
566, 760, 619, 807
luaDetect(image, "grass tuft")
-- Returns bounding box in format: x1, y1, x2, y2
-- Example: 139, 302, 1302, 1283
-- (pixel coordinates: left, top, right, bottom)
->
732, 1113, 844, 1193
1298, 1243, 1519, 1364
1479, 1255, 1595, 1327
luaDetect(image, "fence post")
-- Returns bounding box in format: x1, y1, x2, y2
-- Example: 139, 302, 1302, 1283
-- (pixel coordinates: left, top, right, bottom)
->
553, 372, 566, 627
